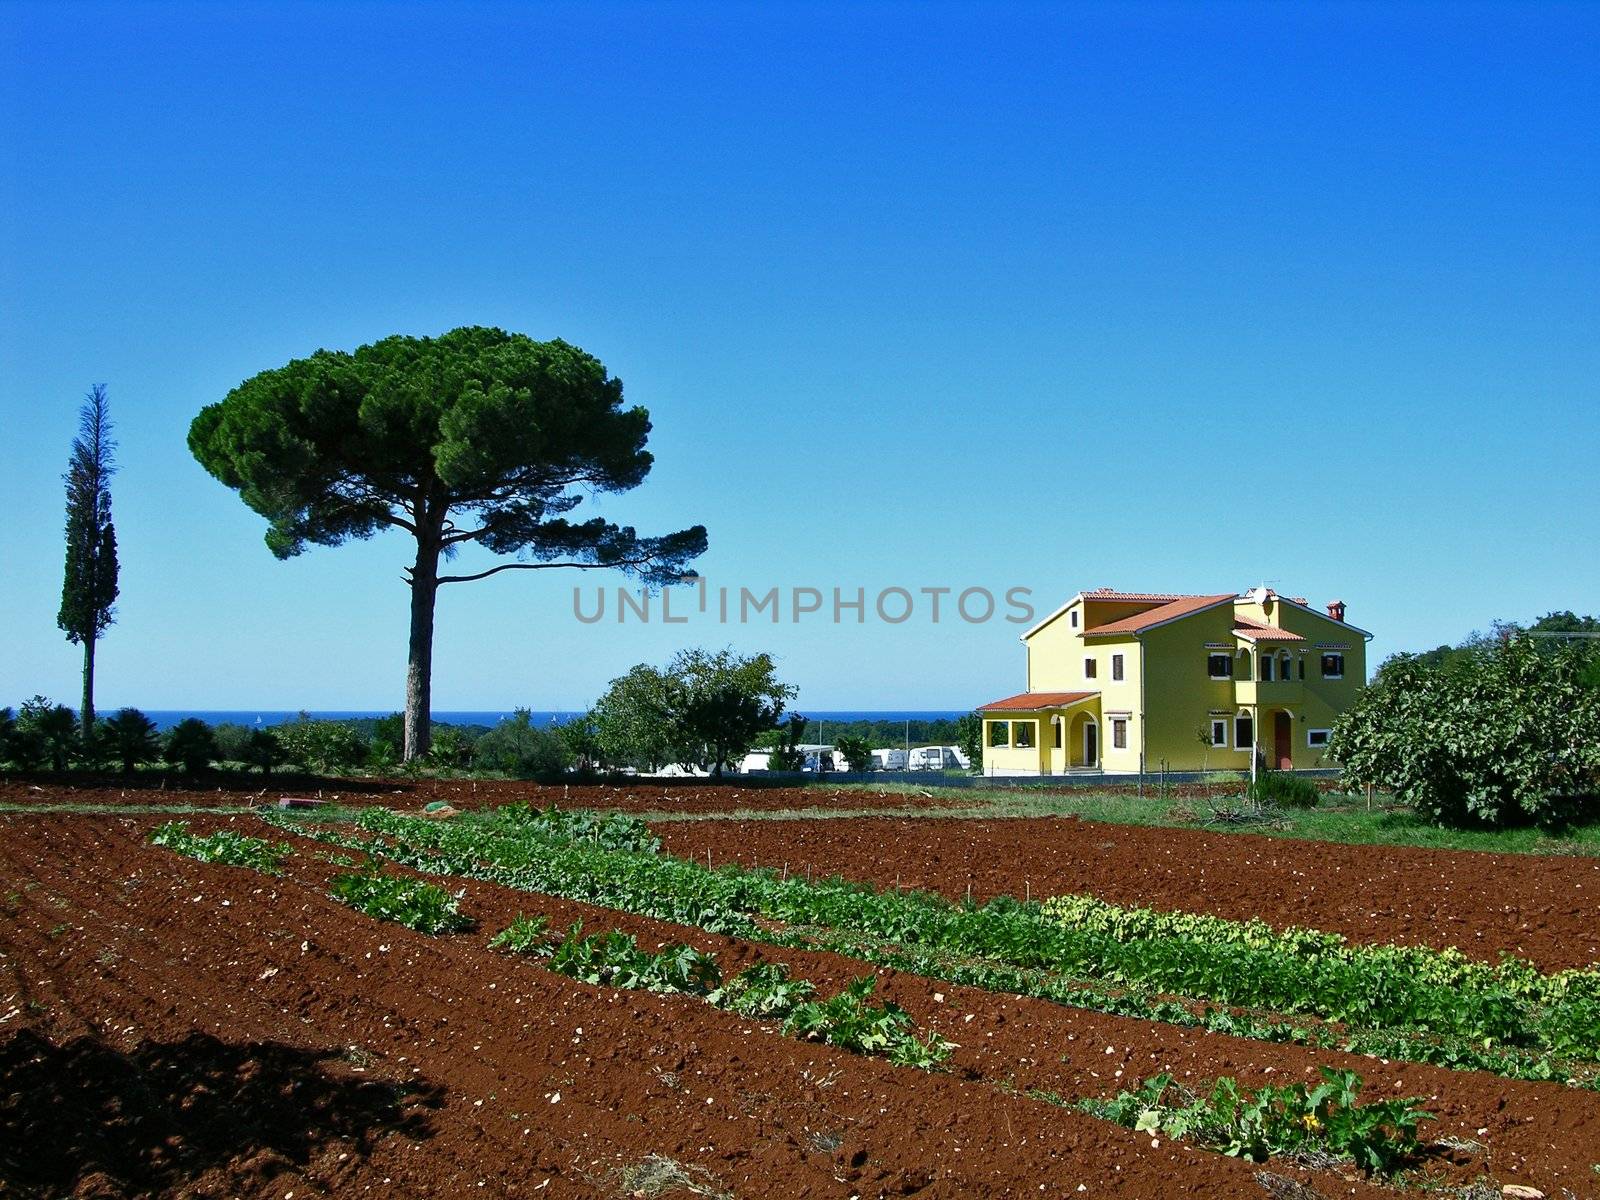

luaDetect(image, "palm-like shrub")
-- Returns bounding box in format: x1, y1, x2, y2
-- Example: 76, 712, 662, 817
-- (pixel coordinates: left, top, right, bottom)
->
241, 729, 284, 775
19, 696, 78, 772
163, 718, 218, 774
99, 708, 160, 774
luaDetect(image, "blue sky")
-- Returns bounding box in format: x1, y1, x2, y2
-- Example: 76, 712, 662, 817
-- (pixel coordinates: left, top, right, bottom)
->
2, 1, 1596, 713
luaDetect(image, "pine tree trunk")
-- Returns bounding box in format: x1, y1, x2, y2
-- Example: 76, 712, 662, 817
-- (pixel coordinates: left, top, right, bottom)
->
81, 632, 96, 738
404, 537, 439, 762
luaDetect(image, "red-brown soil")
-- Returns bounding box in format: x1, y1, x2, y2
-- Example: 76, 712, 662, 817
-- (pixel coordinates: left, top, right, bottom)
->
4, 812, 1598, 1198
654, 815, 1600, 973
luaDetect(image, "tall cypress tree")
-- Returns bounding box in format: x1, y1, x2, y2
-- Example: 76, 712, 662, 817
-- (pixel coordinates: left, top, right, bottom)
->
58, 384, 119, 736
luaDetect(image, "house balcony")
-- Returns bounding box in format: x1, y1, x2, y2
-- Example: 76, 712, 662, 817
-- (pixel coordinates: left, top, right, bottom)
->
1234, 677, 1303, 707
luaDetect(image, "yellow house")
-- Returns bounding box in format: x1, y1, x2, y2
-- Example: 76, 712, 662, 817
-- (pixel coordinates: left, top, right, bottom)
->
979, 588, 1371, 776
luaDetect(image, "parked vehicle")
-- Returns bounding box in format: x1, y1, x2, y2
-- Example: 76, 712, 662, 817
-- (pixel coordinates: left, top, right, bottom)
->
907, 745, 968, 771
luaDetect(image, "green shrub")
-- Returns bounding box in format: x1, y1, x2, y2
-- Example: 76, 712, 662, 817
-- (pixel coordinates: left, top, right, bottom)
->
163, 718, 217, 774
472, 710, 571, 779
276, 716, 367, 774
1247, 770, 1321, 809
150, 821, 291, 873
370, 712, 406, 762
99, 708, 160, 774
329, 868, 472, 933
211, 722, 252, 764
1083, 1067, 1431, 1176
427, 725, 471, 770
834, 733, 873, 772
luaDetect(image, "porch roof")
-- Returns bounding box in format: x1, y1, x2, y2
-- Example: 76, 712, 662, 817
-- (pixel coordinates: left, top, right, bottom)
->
979, 690, 1098, 712
1234, 618, 1306, 643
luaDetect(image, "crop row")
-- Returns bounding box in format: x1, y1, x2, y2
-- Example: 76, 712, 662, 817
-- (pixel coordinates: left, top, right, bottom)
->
263, 806, 1600, 1080
1041, 893, 1600, 1008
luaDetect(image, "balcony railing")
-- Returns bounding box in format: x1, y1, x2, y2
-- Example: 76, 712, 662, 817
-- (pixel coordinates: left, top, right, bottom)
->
1235, 677, 1303, 706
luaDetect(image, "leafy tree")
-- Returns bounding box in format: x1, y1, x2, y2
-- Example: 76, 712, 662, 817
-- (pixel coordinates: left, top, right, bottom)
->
188, 328, 707, 761
590, 650, 794, 776
57, 385, 120, 737
99, 708, 160, 775
163, 718, 218, 774
834, 732, 873, 772
19, 697, 78, 773
767, 714, 808, 772
590, 663, 678, 771
472, 709, 571, 779
553, 715, 603, 771
1330, 637, 1600, 828
955, 712, 984, 773
0, 707, 14, 765
664, 649, 794, 778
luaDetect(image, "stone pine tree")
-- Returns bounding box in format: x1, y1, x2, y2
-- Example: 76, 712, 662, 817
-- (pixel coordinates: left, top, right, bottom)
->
58, 384, 120, 737
188, 327, 707, 761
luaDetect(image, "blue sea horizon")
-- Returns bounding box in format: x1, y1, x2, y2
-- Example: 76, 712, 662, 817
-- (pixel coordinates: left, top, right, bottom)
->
139, 709, 968, 732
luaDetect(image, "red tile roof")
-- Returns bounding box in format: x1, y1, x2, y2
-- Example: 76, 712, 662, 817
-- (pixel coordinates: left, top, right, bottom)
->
1083, 590, 1211, 602
1083, 593, 1236, 636
1234, 617, 1306, 643
979, 691, 1097, 712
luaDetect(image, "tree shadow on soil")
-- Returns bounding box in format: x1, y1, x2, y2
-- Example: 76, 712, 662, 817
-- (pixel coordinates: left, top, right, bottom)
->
0, 1028, 443, 1198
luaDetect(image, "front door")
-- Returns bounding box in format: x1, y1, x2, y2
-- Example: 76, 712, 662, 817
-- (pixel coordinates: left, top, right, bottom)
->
1274, 711, 1292, 770
1084, 722, 1098, 768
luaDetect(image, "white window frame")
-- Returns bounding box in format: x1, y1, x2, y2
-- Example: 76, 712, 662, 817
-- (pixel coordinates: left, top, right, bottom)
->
1110, 716, 1128, 750
1207, 653, 1232, 680
1234, 712, 1254, 749
1209, 718, 1229, 748
1320, 652, 1345, 680
1070, 609, 1079, 628
1306, 728, 1331, 749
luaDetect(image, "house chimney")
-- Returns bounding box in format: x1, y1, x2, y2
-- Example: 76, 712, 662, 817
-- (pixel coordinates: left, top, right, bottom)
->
1326, 600, 1346, 623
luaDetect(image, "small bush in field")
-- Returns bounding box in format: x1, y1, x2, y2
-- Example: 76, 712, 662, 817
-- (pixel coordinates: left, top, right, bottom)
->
1247, 770, 1321, 809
